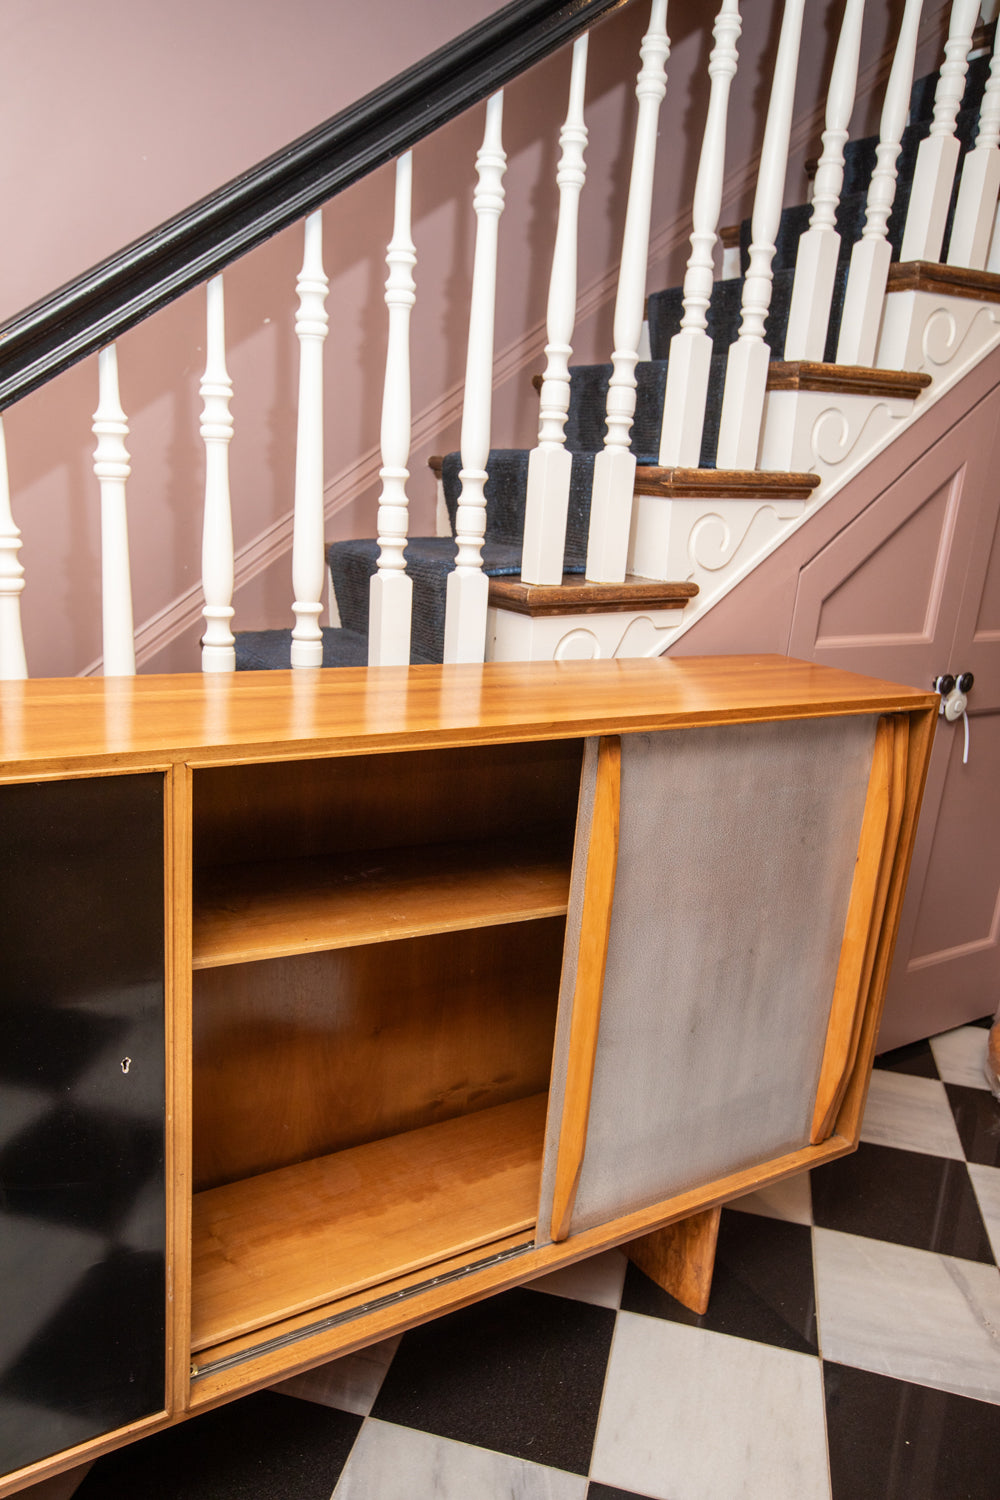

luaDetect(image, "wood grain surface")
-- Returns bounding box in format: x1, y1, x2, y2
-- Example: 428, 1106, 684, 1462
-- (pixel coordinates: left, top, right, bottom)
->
0, 658, 938, 776
625, 1206, 722, 1315
193, 839, 571, 967
550, 736, 621, 1242
190, 1093, 548, 1351
191, 920, 563, 1190
766, 361, 932, 397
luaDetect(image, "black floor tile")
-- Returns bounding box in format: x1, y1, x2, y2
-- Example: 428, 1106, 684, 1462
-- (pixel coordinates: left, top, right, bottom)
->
370, 1285, 615, 1475
825, 1361, 1000, 1500
810, 1141, 994, 1261
73, 1392, 361, 1500
588, 1485, 659, 1499
946, 1081, 1000, 1167
873, 1039, 939, 1078
619, 1209, 817, 1354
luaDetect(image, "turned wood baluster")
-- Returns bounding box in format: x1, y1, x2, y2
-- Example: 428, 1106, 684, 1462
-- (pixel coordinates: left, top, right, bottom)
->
370, 153, 417, 666
291, 211, 330, 669
520, 36, 590, 587
836, 0, 924, 366
716, 0, 805, 470
200, 274, 236, 672
586, 0, 669, 582
92, 344, 136, 676
900, 0, 979, 262
783, 0, 865, 361
0, 417, 27, 679
443, 93, 506, 664
658, 0, 741, 468
949, 46, 1000, 266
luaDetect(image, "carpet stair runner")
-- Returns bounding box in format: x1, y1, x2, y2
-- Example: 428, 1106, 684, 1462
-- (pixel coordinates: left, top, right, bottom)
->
235, 48, 993, 669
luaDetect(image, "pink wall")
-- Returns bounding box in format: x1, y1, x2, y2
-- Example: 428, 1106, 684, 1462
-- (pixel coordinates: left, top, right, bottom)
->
0, 0, 508, 322
1, 0, 951, 676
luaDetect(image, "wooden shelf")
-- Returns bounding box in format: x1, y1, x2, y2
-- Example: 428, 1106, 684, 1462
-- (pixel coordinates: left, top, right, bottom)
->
192, 838, 571, 968
190, 1092, 547, 1352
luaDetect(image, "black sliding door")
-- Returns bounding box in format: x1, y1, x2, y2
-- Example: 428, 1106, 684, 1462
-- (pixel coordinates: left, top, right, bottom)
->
0, 773, 166, 1477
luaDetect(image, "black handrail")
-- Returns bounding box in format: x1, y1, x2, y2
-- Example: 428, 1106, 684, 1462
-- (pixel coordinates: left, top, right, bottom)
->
0, 0, 628, 411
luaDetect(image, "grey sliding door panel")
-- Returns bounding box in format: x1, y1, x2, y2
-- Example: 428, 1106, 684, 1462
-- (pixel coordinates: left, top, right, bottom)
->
538, 715, 878, 1243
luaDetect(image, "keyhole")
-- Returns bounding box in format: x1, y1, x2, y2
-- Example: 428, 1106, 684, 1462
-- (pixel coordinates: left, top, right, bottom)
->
121, 1057, 132, 1075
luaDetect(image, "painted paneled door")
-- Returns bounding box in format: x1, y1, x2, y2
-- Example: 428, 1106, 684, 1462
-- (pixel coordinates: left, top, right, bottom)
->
788, 388, 1000, 1048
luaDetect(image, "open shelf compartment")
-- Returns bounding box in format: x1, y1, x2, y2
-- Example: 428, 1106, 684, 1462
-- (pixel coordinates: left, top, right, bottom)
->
190, 1092, 548, 1352
192, 836, 571, 968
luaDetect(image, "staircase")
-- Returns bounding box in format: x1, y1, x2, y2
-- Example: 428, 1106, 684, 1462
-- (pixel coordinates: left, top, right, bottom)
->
2, 0, 1000, 681
230, 3, 1000, 672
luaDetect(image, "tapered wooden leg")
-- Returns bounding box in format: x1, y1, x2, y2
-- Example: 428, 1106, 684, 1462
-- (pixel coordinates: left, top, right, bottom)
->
625, 1206, 722, 1315
987, 1016, 1000, 1100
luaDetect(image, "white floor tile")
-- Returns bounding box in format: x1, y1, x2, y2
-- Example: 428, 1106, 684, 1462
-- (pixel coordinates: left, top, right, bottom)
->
590, 1311, 830, 1500
331, 1419, 587, 1499
271, 1335, 401, 1417
814, 1227, 1000, 1404
930, 1024, 992, 1090
859, 1070, 964, 1158
730, 1171, 813, 1225
527, 1248, 627, 1308
968, 1163, 1000, 1266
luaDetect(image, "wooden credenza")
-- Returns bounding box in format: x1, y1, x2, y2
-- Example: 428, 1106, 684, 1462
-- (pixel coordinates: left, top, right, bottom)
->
0, 656, 936, 1494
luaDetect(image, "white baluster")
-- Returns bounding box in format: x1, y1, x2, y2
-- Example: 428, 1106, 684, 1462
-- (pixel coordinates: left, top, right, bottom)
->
291, 211, 330, 668
92, 344, 135, 676
443, 93, 507, 663
586, 0, 670, 581
200, 274, 236, 672
900, 0, 979, 262
520, 35, 589, 585
783, 0, 866, 360
369, 153, 417, 665
658, 0, 741, 467
836, 0, 923, 366
948, 48, 1000, 265
716, 0, 806, 469
0, 417, 27, 679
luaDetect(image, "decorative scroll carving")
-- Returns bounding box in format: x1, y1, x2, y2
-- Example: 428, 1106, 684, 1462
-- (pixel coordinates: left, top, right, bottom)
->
687, 503, 801, 577
810, 401, 905, 469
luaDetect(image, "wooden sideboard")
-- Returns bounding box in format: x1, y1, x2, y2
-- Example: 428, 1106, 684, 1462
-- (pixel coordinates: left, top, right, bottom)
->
0, 656, 937, 1494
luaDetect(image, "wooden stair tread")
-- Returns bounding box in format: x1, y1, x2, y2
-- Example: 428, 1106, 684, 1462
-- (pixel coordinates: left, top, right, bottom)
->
192, 838, 571, 968
488, 574, 697, 616
766, 362, 931, 398
190, 1093, 547, 1352
632, 466, 820, 499
886, 260, 1000, 303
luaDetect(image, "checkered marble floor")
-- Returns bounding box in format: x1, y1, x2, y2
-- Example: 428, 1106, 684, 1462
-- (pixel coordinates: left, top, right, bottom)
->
44, 1018, 1000, 1500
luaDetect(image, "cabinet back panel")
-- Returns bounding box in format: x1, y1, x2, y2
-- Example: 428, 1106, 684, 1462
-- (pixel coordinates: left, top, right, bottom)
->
193, 740, 583, 869
0, 774, 166, 1474
192, 919, 564, 1190
540, 716, 879, 1238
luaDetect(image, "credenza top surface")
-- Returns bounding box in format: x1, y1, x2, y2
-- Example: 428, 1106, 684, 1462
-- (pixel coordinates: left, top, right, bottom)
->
0, 656, 937, 774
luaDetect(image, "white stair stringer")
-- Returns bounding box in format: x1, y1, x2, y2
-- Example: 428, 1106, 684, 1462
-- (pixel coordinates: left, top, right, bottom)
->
489, 280, 1000, 662
487, 604, 689, 662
